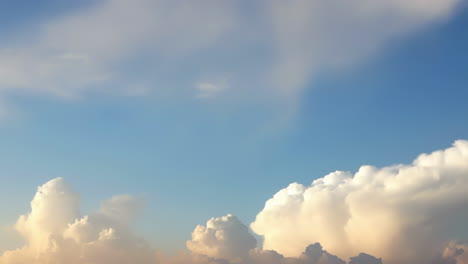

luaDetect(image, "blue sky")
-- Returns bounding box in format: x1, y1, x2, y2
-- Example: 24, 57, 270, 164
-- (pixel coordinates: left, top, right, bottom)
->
1, 0, 468, 256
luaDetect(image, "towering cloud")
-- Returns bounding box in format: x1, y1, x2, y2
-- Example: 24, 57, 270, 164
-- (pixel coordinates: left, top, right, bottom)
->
187, 214, 257, 261
14, 178, 80, 254
1, 140, 468, 264
0, 178, 156, 264
251, 140, 468, 264
0, 179, 381, 264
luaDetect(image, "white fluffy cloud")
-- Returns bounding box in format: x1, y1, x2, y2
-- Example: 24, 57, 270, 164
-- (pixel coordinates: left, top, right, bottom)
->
187, 214, 257, 261
251, 140, 468, 264
0, 178, 156, 264
0, 0, 463, 109
14, 178, 80, 253
2, 140, 468, 264
184, 215, 388, 264
0, 178, 380, 264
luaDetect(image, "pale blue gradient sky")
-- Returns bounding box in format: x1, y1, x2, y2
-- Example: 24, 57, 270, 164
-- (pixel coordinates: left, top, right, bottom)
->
1, 0, 468, 254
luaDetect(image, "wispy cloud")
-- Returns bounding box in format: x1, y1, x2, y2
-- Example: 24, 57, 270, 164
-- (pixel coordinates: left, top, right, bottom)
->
0, 0, 463, 111
0, 0, 237, 99
195, 81, 227, 99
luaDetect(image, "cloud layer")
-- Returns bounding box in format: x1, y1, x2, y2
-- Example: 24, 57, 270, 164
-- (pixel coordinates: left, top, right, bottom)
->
1, 140, 468, 264
0, 0, 464, 110
0, 179, 381, 264
251, 140, 468, 264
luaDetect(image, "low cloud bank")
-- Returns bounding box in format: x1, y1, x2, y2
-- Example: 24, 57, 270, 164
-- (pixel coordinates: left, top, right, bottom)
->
0, 179, 382, 264
0, 178, 155, 264
251, 140, 468, 264
1, 140, 468, 263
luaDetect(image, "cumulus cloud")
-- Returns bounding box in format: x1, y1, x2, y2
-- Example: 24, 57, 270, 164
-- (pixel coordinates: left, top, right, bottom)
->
0, 0, 464, 107
247, 242, 384, 264
0, 178, 156, 264
184, 215, 386, 264
298, 243, 346, 264
435, 241, 468, 264
2, 140, 468, 264
0, 178, 380, 264
251, 140, 468, 264
349, 253, 382, 264
187, 214, 257, 261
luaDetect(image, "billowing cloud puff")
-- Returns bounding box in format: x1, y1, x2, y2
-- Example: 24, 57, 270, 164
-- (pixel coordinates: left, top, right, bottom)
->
187, 214, 257, 261
2, 140, 468, 264
0, 180, 379, 264
298, 243, 345, 264
349, 253, 382, 264
436, 242, 468, 264
247, 242, 382, 264
0, 178, 156, 264
184, 214, 381, 264
251, 140, 468, 264
14, 177, 80, 254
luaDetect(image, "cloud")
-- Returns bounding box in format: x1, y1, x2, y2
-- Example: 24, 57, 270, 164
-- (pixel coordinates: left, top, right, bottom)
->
251, 140, 468, 264
263, 0, 463, 96
0, 0, 238, 99
185, 219, 387, 264
349, 253, 382, 264
187, 214, 257, 261
435, 241, 468, 264
0, 0, 464, 108
0, 178, 156, 264
0, 178, 380, 264
300, 243, 346, 264
195, 81, 227, 99
2, 140, 468, 264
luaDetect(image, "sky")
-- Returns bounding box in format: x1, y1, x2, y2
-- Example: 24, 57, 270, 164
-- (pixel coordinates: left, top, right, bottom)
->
0, 1, 468, 264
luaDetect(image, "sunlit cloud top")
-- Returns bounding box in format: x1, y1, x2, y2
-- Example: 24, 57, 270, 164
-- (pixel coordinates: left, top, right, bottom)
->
1, 140, 468, 264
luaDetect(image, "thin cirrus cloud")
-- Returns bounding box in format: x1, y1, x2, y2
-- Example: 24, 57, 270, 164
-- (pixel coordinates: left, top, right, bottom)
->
195, 82, 227, 99
1, 140, 468, 264
0, 0, 464, 111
